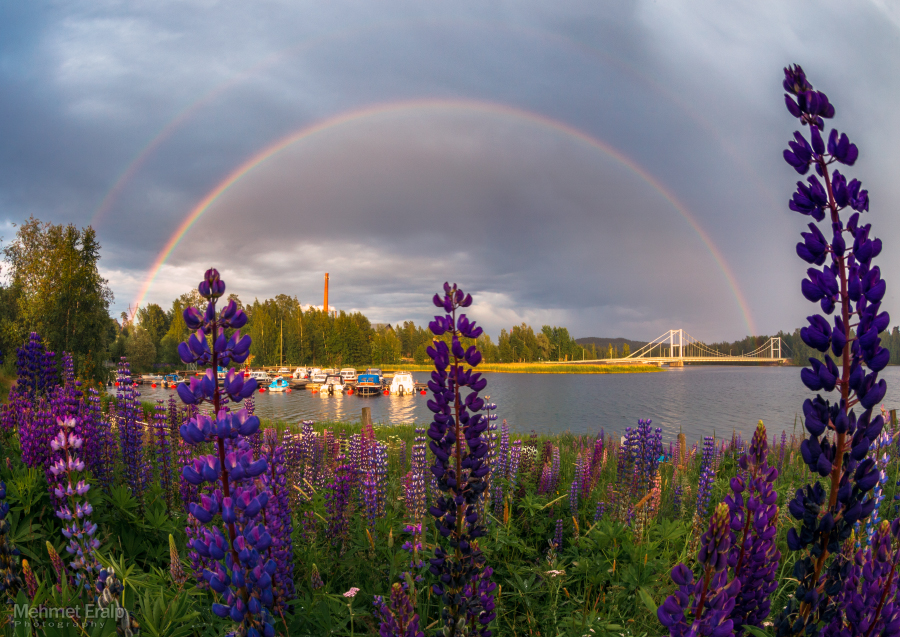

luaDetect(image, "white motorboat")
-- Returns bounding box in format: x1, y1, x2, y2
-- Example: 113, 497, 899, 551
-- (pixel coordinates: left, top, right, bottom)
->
248, 370, 271, 384
292, 367, 310, 380
340, 368, 357, 382
311, 371, 328, 383
319, 374, 344, 395
389, 371, 415, 395
276, 367, 291, 376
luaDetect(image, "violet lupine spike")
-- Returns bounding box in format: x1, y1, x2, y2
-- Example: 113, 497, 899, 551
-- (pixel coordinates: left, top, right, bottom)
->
0, 480, 23, 602
48, 417, 100, 588
569, 454, 583, 518
375, 582, 425, 637
493, 419, 510, 517
695, 437, 716, 518
725, 422, 780, 636
117, 358, 148, 504
176, 269, 276, 636
658, 503, 741, 637
406, 429, 427, 524
426, 283, 495, 637
824, 519, 900, 636
154, 400, 175, 511
261, 428, 296, 612
776, 66, 887, 637
325, 457, 354, 549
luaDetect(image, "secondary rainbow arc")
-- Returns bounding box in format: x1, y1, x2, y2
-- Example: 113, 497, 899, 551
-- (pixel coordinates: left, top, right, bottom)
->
133, 98, 757, 336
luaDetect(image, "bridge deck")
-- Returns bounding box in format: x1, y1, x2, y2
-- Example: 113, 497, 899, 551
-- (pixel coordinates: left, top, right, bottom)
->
573, 357, 788, 364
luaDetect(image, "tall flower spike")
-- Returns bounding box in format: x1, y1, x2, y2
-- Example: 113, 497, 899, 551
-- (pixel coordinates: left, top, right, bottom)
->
725, 421, 780, 636
776, 66, 888, 637
658, 503, 741, 637
426, 283, 495, 637
176, 269, 275, 637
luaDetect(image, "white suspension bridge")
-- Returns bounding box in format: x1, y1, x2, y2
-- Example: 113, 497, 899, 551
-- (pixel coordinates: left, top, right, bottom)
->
576, 329, 787, 367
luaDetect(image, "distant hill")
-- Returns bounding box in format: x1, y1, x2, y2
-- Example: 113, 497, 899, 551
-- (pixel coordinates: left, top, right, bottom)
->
576, 337, 647, 354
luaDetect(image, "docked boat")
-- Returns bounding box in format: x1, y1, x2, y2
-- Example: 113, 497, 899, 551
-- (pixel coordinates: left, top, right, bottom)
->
389, 371, 415, 395
310, 370, 328, 383
292, 367, 310, 380
276, 367, 291, 376
340, 368, 357, 383
142, 374, 164, 383
248, 370, 271, 384
319, 374, 345, 395
355, 369, 382, 396
268, 377, 290, 392
163, 373, 185, 388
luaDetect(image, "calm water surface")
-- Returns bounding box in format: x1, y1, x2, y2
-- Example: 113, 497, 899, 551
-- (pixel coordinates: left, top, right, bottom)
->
135, 366, 900, 443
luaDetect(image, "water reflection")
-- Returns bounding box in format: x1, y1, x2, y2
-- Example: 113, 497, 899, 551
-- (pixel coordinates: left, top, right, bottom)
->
132, 366, 900, 443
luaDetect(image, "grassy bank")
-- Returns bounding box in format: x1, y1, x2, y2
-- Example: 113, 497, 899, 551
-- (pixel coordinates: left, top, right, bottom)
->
381, 362, 662, 374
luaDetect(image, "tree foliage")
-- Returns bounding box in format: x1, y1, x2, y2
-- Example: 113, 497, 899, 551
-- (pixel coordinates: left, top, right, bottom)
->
2, 217, 113, 379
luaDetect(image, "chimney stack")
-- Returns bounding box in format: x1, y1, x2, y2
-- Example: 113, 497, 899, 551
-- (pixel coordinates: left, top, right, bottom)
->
324, 272, 329, 314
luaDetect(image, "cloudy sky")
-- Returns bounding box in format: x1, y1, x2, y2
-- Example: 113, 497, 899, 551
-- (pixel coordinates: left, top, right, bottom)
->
1, 1, 899, 343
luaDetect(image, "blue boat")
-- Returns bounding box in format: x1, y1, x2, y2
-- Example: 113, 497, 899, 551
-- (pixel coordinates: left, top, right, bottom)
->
268, 377, 290, 392
163, 373, 185, 388
355, 369, 382, 396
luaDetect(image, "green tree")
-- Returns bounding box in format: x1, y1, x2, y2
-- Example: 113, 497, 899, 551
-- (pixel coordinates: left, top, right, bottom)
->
136, 303, 170, 356
2, 217, 113, 380
126, 327, 156, 372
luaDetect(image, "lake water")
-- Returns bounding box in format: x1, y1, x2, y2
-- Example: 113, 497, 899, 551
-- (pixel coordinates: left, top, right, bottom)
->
133, 366, 900, 444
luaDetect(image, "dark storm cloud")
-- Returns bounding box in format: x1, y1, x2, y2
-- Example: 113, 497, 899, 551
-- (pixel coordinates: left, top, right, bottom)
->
1, 1, 899, 341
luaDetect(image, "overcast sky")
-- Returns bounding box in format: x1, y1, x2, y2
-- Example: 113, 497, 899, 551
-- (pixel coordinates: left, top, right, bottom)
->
1, 1, 899, 342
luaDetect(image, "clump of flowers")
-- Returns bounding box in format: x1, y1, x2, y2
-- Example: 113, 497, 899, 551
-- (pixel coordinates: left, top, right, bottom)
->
425, 283, 496, 636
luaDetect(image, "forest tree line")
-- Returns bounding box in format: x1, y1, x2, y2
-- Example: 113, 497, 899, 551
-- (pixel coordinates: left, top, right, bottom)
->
3, 218, 900, 378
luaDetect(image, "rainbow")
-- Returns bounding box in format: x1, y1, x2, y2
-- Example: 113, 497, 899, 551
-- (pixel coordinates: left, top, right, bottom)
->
89, 18, 779, 229
132, 98, 757, 335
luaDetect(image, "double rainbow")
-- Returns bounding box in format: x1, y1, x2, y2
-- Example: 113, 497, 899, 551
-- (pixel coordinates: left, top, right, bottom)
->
130, 98, 757, 335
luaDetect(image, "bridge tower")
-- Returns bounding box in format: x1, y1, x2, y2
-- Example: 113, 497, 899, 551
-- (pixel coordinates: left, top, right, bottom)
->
669, 329, 684, 366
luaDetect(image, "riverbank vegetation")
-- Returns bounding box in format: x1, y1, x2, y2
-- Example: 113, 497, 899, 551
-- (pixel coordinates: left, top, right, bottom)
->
4, 347, 894, 636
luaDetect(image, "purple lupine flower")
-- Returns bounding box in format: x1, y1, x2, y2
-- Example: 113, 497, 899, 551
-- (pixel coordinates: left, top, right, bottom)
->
425, 283, 495, 636
492, 416, 508, 517
569, 454, 583, 518
176, 269, 275, 637
593, 501, 605, 523
725, 422, 780, 636
405, 428, 428, 524
260, 428, 296, 611
552, 519, 563, 551
375, 582, 424, 637
658, 503, 740, 637
695, 437, 715, 518
0, 480, 23, 601
117, 358, 149, 504
549, 445, 561, 492
673, 486, 683, 516
775, 66, 888, 637
824, 520, 900, 636
537, 463, 552, 495
325, 457, 354, 549
508, 440, 522, 499
154, 400, 175, 511
48, 417, 101, 588
362, 469, 379, 534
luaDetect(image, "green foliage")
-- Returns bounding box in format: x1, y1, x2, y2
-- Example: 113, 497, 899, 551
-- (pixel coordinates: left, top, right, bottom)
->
2, 217, 113, 381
